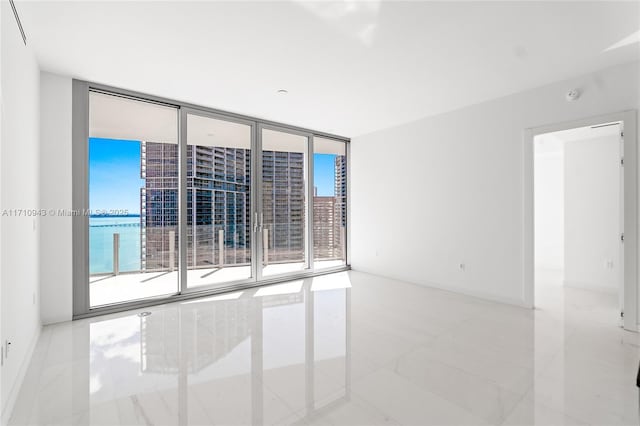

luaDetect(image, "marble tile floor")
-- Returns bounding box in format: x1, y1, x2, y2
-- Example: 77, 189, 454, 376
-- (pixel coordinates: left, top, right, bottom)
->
8, 270, 640, 425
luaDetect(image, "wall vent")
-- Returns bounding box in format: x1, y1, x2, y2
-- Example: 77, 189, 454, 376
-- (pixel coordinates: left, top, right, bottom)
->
9, 0, 27, 46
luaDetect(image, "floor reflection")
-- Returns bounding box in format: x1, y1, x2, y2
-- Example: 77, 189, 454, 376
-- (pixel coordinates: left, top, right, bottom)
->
530, 268, 640, 426
9, 270, 640, 425
84, 277, 350, 425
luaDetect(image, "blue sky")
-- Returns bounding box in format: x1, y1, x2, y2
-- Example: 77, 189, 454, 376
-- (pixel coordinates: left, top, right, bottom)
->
89, 138, 143, 214
89, 138, 336, 214
313, 154, 336, 196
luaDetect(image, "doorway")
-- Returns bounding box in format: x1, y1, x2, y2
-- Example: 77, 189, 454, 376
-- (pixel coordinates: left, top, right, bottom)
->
535, 123, 622, 321
524, 111, 637, 331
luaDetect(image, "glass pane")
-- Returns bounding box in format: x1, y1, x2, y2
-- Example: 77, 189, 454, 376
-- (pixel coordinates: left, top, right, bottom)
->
186, 113, 252, 288
89, 92, 179, 307
313, 138, 347, 269
261, 129, 309, 277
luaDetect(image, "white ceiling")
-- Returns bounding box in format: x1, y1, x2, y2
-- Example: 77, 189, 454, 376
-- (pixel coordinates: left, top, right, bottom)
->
17, 1, 640, 137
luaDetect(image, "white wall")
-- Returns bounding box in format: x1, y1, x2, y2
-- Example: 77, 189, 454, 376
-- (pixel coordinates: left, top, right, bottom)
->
40, 73, 73, 324
564, 135, 621, 292
1, 1, 42, 420
351, 61, 639, 307
534, 135, 564, 271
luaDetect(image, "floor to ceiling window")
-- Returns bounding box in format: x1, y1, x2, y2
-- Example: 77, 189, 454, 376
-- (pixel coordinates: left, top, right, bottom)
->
260, 127, 310, 278
76, 83, 349, 316
88, 91, 179, 307
313, 137, 347, 270
185, 111, 254, 289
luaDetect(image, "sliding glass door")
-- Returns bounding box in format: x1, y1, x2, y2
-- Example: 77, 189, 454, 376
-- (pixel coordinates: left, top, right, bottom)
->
313, 137, 347, 270
79, 84, 348, 316
184, 110, 255, 290
259, 127, 311, 279
88, 91, 179, 308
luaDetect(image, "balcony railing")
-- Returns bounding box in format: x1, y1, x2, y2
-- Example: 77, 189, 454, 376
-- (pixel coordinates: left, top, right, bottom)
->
90, 223, 345, 278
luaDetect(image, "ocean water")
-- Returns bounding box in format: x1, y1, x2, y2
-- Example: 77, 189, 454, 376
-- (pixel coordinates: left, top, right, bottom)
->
90, 216, 141, 274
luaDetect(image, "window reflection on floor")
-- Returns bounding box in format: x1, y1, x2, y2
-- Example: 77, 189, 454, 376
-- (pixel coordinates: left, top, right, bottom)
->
84, 276, 350, 424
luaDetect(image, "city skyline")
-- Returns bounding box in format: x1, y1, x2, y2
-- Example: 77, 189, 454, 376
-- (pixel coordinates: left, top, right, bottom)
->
89, 137, 339, 215
89, 137, 346, 275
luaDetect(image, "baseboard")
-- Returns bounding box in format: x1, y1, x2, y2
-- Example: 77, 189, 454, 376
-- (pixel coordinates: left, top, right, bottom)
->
0, 325, 42, 426
350, 267, 531, 309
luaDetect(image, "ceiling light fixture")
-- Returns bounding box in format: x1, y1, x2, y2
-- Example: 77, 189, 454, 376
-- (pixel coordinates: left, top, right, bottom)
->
277, 89, 288, 95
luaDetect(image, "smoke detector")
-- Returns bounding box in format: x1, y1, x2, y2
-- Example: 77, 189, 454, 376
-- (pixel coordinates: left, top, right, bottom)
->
566, 89, 581, 102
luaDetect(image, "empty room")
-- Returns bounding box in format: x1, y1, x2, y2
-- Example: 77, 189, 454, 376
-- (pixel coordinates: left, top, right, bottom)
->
1, 1, 640, 425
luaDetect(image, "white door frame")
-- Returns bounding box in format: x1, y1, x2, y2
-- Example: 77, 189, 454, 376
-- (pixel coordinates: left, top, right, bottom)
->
523, 110, 638, 331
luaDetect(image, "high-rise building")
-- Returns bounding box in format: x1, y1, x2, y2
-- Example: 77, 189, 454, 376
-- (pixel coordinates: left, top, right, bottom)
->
335, 155, 347, 227
262, 151, 305, 263
312, 154, 347, 261
141, 142, 252, 271
140, 141, 179, 271
141, 142, 306, 270
186, 145, 252, 267
313, 196, 340, 259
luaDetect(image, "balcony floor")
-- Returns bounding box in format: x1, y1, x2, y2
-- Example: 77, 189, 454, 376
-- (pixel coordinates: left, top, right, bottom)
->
90, 260, 345, 307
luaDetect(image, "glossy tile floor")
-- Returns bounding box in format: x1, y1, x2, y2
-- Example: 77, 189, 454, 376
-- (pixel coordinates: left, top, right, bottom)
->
9, 270, 640, 425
